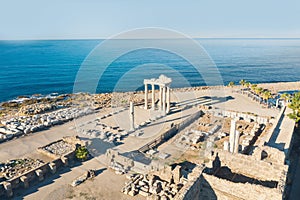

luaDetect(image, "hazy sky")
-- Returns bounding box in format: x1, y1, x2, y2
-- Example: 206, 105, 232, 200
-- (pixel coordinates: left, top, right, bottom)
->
0, 0, 299, 39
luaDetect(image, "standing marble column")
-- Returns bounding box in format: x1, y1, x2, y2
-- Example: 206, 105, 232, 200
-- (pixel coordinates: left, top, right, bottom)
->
162, 86, 166, 114
144, 84, 148, 109
130, 102, 135, 131
223, 140, 229, 151
276, 99, 279, 108
229, 120, 236, 153
166, 86, 170, 113
234, 131, 240, 153
159, 86, 162, 110
151, 84, 155, 110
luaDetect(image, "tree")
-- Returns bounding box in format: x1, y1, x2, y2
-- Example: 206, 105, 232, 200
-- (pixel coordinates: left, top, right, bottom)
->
288, 92, 300, 125
75, 146, 89, 161
262, 90, 272, 104
281, 93, 291, 103
228, 81, 235, 87
256, 87, 264, 95
239, 79, 246, 87
244, 81, 251, 88
251, 84, 258, 92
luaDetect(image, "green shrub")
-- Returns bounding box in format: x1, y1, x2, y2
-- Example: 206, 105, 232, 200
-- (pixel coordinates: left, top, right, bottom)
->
75, 146, 89, 161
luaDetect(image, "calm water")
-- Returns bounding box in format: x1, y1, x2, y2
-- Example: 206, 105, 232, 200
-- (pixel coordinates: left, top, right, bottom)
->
0, 39, 300, 102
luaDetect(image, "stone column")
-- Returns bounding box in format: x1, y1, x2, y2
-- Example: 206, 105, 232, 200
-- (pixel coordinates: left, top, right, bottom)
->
159, 86, 162, 110
223, 140, 229, 151
234, 131, 240, 153
151, 84, 155, 110
166, 86, 170, 113
229, 120, 236, 153
130, 101, 135, 131
144, 84, 148, 109
173, 165, 181, 184
162, 87, 166, 114
276, 99, 279, 108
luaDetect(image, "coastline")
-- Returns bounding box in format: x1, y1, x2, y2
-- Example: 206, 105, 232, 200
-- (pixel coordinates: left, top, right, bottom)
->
2, 80, 300, 104
0, 80, 298, 144
1, 80, 298, 121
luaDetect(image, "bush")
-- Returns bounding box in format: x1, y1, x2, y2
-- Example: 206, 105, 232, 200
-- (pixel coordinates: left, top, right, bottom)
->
75, 146, 89, 161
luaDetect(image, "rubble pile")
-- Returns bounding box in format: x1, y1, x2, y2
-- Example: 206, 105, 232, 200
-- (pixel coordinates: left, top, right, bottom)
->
121, 174, 183, 199
0, 107, 94, 142
18, 102, 70, 115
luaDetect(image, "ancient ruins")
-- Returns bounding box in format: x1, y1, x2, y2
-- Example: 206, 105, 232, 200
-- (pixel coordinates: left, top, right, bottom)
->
0, 75, 297, 199
144, 75, 172, 114
0, 136, 86, 197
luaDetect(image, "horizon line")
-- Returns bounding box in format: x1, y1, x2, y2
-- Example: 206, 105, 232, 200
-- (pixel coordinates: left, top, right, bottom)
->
1, 37, 300, 41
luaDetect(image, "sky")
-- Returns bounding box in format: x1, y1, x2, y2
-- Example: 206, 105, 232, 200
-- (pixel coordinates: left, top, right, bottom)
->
0, 0, 299, 40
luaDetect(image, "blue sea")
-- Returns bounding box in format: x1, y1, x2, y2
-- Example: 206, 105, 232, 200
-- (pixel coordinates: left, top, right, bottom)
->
0, 39, 300, 102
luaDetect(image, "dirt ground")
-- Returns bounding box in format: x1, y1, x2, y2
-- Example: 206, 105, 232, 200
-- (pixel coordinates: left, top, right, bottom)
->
46, 169, 145, 200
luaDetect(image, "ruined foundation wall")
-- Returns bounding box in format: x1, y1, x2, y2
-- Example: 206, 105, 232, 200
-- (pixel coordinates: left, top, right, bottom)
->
216, 150, 288, 181
202, 173, 282, 200
177, 110, 203, 132
139, 110, 203, 153
105, 149, 153, 173
212, 109, 270, 124
174, 166, 204, 200
0, 150, 76, 197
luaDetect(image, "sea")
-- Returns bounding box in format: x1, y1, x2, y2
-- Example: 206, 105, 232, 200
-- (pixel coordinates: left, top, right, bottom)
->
0, 38, 300, 102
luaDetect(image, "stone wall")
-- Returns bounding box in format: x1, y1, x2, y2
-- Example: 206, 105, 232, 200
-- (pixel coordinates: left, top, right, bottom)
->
252, 146, 286, 165
0, 150, 76, 198
177, 110, 203, 132
37, 136, 84, 159
138, 110, 203, 153
174, 166, 204, 200
215, 150, 288, 182
105, 149, 134, 170
138, 126, 177, 153
202, 173, 282, 200
174, 167, 283, 200
212, 109, 269, 124
105, 149, 153, 173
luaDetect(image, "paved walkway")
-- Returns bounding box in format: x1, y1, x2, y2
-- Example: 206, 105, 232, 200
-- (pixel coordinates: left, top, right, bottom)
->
268, 107, 295, 155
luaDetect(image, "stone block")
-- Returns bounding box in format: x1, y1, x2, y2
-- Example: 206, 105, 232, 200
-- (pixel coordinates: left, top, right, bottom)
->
173, 165, 182, 184
49, 162, 57, 174
20, 175, 29, 188
3, 181, 13, 197
61, 156, 69, 166
35, 169, 44, 181
139, 190, 150, 197
128, 189, 137, 196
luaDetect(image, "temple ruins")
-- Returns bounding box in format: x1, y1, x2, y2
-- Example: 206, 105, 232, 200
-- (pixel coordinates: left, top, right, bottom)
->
144, 75, 172, 114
